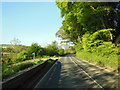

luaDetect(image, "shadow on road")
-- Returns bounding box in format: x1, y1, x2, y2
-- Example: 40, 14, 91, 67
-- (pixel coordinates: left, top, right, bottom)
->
35, 61, 62, 88
73, 57, 119, 88
35, 56, 119, 88
46, 61, 62, 88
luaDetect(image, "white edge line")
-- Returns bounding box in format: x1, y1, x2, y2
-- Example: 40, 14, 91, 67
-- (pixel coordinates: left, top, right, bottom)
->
69, 57, 104, 89
34, 59, 59, 88
75, 57, 119, 76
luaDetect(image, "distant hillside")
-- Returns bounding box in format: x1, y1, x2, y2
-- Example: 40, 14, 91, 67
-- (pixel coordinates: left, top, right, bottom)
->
0, 44, 12, 47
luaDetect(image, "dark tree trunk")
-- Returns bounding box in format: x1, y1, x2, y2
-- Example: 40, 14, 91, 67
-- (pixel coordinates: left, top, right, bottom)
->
112, 2, 120, 44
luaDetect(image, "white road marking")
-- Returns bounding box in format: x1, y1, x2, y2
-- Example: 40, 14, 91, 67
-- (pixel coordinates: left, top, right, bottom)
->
73, 56, 119, 76
34, 60, 58, 88
69, 56, 104, 89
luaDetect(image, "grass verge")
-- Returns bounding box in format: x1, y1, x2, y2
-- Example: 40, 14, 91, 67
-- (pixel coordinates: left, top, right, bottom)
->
76, 51, 118, 71
2, 60, 43, 79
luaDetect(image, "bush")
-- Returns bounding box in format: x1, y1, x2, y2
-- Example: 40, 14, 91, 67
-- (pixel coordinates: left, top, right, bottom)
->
75, 41, 119, 71
75, 29, 119, 71
58, 48, 64, 56
2, 60, 43, 79
74, 43, 83, 52
2, 55, 12, 65
16, 50, 28, 61
64, 49, 76, 54
45, 41, 59, 56
80, 29, 115, 52
91, 42, 119, 56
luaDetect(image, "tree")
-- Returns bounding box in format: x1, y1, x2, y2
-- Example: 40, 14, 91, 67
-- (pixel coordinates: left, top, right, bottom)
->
58, 48, 64, 56
10, 38, 21, 54
10, 37, 21, 45
27, 43, 44, 58
16, 50, 28, 61
46, 41, 59, 56
56, 2, 119, 45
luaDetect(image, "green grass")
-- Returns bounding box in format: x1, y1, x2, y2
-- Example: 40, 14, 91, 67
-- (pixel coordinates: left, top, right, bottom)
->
35, 55, 50, 58
76, 51, 118, 70
2, 60, 43, 79
35, 55, 59, 59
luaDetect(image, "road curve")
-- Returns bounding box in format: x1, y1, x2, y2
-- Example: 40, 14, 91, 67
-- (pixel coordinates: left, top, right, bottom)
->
34, 54, 119, 89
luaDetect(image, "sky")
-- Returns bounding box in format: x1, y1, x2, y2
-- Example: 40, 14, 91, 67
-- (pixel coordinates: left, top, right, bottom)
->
2, 2, 63, 46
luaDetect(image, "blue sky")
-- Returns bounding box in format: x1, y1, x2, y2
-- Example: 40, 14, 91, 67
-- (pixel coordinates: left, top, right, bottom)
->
2, 2, 63, 46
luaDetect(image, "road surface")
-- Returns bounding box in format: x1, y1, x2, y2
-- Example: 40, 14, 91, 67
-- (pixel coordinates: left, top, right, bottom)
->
34, 54, 119, 89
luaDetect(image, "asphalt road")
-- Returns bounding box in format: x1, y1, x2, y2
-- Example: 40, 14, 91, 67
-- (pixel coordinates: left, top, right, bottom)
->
34, 54, 119, 89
